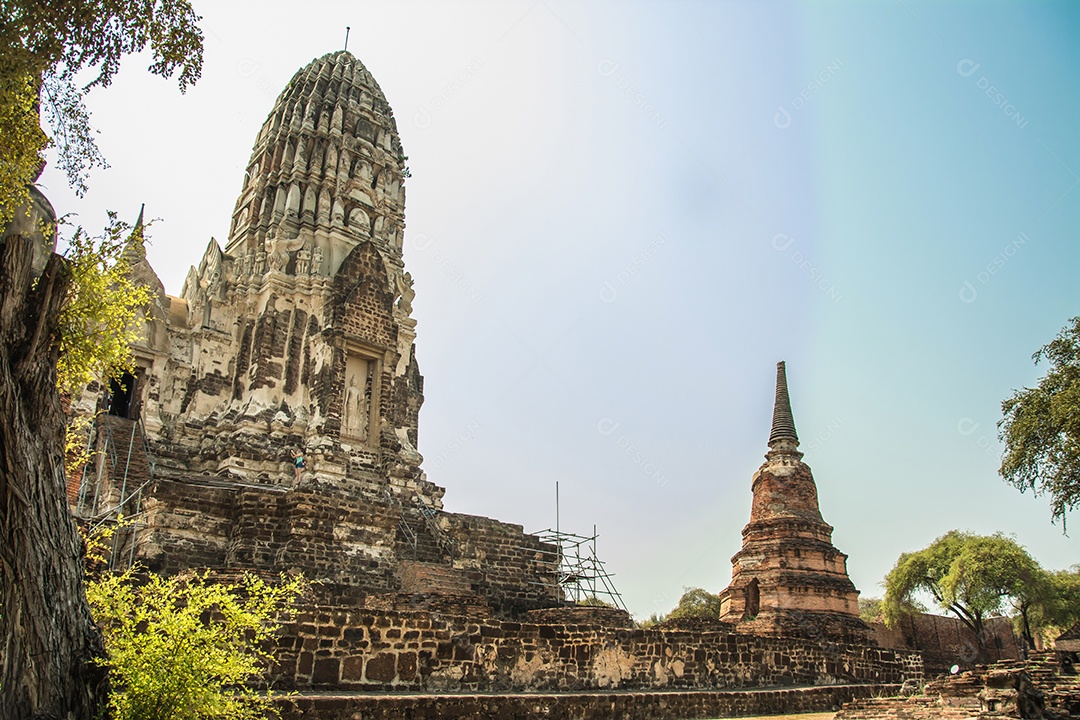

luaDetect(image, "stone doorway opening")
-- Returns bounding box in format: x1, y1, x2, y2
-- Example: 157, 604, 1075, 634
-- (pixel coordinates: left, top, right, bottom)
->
108, 371, 138, 419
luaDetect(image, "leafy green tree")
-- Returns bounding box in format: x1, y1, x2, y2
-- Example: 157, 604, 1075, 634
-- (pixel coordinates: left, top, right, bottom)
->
1025, 567, 1080, 646
575, 595, 615, 608
883, 531, 1045, 660
859, 596, 883, 624
1, 5, 204, 717
999, 316, 1080, 528
636, 612, 665, 629
0, 0, 204, 224
57, 214, 153, 395
0, 63, 47, 225
665, 587, 723, 621
87, 570, 306, 720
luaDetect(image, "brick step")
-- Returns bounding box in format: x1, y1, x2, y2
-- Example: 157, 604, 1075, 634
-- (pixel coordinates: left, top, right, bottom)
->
395, 526, 447, 564
837, 696, 978, 719
278, 684, 901, 720
394, 506, 453, 564
101, 416, 154, 491
397, 560, 474, 596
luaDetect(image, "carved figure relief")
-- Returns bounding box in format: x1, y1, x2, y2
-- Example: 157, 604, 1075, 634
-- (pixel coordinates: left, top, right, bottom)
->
395, 271, 415, 316
267, 244, 288, 273
296, 243, 311, 276
347, 207, 370, 234
267, 231, 306, 274
342, 354, 374, 441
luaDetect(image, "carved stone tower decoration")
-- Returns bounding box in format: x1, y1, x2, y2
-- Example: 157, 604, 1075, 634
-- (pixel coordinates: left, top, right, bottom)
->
718, 362, 868, 641
128, 50, 429, 500
226, 50, 407, 281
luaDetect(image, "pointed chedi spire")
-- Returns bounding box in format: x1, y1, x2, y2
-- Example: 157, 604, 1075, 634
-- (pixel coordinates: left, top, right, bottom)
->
123, 204, 147, 263
768, 361, 799, 448
718, 360, 865, 640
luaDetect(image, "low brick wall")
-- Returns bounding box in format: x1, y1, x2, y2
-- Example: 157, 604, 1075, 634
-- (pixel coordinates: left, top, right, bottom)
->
133, 477, 562, 612
443, 512, 560, 614
270, 604, 923, 692
278, 684, 899, 720
871, 613, 1019, 674
525, 606, 634, 627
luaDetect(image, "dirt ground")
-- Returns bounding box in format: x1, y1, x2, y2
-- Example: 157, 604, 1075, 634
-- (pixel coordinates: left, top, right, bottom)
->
711, 714, 836, 720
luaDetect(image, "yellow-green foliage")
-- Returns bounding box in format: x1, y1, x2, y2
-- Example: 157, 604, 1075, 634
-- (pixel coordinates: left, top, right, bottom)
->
64, 412, 95, 479
1024, 566, 1080, 646
0, 62, 48, 227
86, 570, 305, 720
0, 0, 203, 222
636, 612, 665, 629
55, 214, 152, 396
882, 531, 1043, 628
858, 596, 884, 624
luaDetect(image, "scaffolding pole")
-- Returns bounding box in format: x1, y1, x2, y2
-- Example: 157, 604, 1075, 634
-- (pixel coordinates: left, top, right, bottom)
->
529, 526, 626, 612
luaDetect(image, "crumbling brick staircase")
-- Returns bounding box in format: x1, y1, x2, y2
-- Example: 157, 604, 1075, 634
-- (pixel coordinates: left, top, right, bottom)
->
386, 490, 475, 597
386, 491, 451, 562
836, 651, 1080, 719
86, 414, 156, 569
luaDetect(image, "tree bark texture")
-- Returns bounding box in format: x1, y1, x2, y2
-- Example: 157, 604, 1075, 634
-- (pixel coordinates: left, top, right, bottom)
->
0, 233, 108, 719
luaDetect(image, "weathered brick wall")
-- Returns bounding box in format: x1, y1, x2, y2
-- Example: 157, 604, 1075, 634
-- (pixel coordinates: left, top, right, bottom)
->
278, 684, 902, 720
139, 480, 238, 572
137, 479, 406, 588
526, 606, 634, 628
397, 561, 475, 595
837, 652, 1080, 719
871, 613, 1020, 674
444, 513, 562, 614
133, 477, 561, 611
268, 605, 923, 692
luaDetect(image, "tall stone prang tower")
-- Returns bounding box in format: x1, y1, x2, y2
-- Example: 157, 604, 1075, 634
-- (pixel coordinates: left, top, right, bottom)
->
72, 51, 561, 613
136, 51, 428, 496
718, 362, 869, 641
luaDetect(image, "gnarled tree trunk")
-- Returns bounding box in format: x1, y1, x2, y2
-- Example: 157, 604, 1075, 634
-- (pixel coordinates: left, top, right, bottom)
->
0, 227, 108, 717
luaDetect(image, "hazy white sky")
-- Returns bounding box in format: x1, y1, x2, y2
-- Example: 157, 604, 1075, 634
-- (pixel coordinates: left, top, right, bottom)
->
40, 1, 1079, 618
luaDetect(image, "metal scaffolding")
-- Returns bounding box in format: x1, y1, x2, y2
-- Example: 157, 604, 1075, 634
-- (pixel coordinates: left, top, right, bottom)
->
73, 402, 156, 571
530, 481, 626, 611
532, 526, 626, 611
384, 489, 456, 560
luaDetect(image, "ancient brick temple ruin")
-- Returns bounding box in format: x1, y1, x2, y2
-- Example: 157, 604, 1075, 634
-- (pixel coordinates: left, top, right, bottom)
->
836, 652, 1080, 719
718, 361, 869, 643
73, 50, 560, 615
68, 50, 933, 718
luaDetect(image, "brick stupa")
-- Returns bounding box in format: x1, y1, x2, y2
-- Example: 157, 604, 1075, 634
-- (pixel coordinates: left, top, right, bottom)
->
718, 362, 870, 642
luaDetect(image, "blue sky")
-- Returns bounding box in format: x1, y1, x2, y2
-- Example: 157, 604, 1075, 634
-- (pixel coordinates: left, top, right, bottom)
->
40, 1, 1079, 618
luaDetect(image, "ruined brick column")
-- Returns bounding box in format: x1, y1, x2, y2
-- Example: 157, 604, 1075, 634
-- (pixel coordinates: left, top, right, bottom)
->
719, 362, 869, 642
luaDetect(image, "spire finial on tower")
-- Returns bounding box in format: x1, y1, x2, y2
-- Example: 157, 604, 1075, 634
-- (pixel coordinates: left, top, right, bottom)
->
344, 26, 350, 52
123, 203, 147, 263
768, 361, 799, 448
